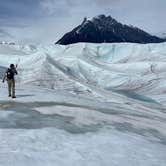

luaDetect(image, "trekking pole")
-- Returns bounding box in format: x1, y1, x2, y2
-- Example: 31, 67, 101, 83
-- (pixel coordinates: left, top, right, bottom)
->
15, 58, 20, 68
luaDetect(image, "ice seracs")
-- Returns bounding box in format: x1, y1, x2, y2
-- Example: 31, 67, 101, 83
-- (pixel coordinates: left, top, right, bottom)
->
0, 42, 166, 106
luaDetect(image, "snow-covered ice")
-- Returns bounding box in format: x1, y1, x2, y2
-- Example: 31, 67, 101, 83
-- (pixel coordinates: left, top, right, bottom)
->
0, 42, 166, 166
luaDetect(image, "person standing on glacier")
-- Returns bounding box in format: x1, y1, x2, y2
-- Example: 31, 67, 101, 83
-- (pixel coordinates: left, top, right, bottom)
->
2, 64, 18, 98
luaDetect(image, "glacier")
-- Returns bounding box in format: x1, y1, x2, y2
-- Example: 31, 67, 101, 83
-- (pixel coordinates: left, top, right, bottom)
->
0, 42, 166, 166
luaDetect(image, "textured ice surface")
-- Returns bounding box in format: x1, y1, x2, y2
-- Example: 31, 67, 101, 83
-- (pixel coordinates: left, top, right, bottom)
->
0, 42, 166, 165
0, 84, 166, 166
1, 42, 166, 105
0, 127, 166, 166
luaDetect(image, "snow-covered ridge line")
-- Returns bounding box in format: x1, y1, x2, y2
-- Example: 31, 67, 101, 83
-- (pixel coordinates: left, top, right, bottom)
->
0, 42, 166, 105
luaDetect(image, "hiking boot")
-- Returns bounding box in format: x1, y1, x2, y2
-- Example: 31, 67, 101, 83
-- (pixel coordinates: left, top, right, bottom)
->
8, 95, 11, 97
12, 96, 16, 98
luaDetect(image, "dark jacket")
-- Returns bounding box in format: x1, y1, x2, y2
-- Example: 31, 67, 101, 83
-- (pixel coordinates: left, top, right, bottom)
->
3, 67, 18, 82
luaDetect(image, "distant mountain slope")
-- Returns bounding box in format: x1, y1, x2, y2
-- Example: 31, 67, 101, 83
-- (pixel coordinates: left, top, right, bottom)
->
56, 15, 166, 45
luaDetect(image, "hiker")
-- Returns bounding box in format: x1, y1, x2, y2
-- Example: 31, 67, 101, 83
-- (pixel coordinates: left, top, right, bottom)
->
2, 64, 18, 98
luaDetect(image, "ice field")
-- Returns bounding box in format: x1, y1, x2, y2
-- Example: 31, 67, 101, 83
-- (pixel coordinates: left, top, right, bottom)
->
0, 42, 166, 166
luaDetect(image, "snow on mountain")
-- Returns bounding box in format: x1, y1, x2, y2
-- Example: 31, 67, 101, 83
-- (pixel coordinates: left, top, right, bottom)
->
0, 42, 166, 166
155, 32, 166, 39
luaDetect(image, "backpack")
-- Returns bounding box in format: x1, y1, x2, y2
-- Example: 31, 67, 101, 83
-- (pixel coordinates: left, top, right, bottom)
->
6, 68, 14, 80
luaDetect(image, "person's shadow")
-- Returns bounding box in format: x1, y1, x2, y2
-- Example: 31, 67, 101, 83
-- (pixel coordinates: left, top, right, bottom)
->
16, 94, 35, 98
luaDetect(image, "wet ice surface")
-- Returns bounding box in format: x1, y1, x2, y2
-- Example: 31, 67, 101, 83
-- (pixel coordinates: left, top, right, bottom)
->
0, 85, 166, 166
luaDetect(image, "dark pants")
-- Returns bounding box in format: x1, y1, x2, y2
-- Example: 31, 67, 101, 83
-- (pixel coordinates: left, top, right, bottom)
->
7, 79, 15, 97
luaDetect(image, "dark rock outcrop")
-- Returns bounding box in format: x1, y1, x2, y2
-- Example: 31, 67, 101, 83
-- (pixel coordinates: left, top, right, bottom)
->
56, 15, 165, 45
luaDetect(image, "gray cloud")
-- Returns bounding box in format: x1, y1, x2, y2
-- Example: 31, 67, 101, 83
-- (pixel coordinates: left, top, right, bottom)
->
0, 0, 166, 44
0, 29, 12, 37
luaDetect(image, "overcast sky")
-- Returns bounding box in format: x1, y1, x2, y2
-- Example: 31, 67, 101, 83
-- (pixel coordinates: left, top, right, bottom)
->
0, 0, 165, 44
